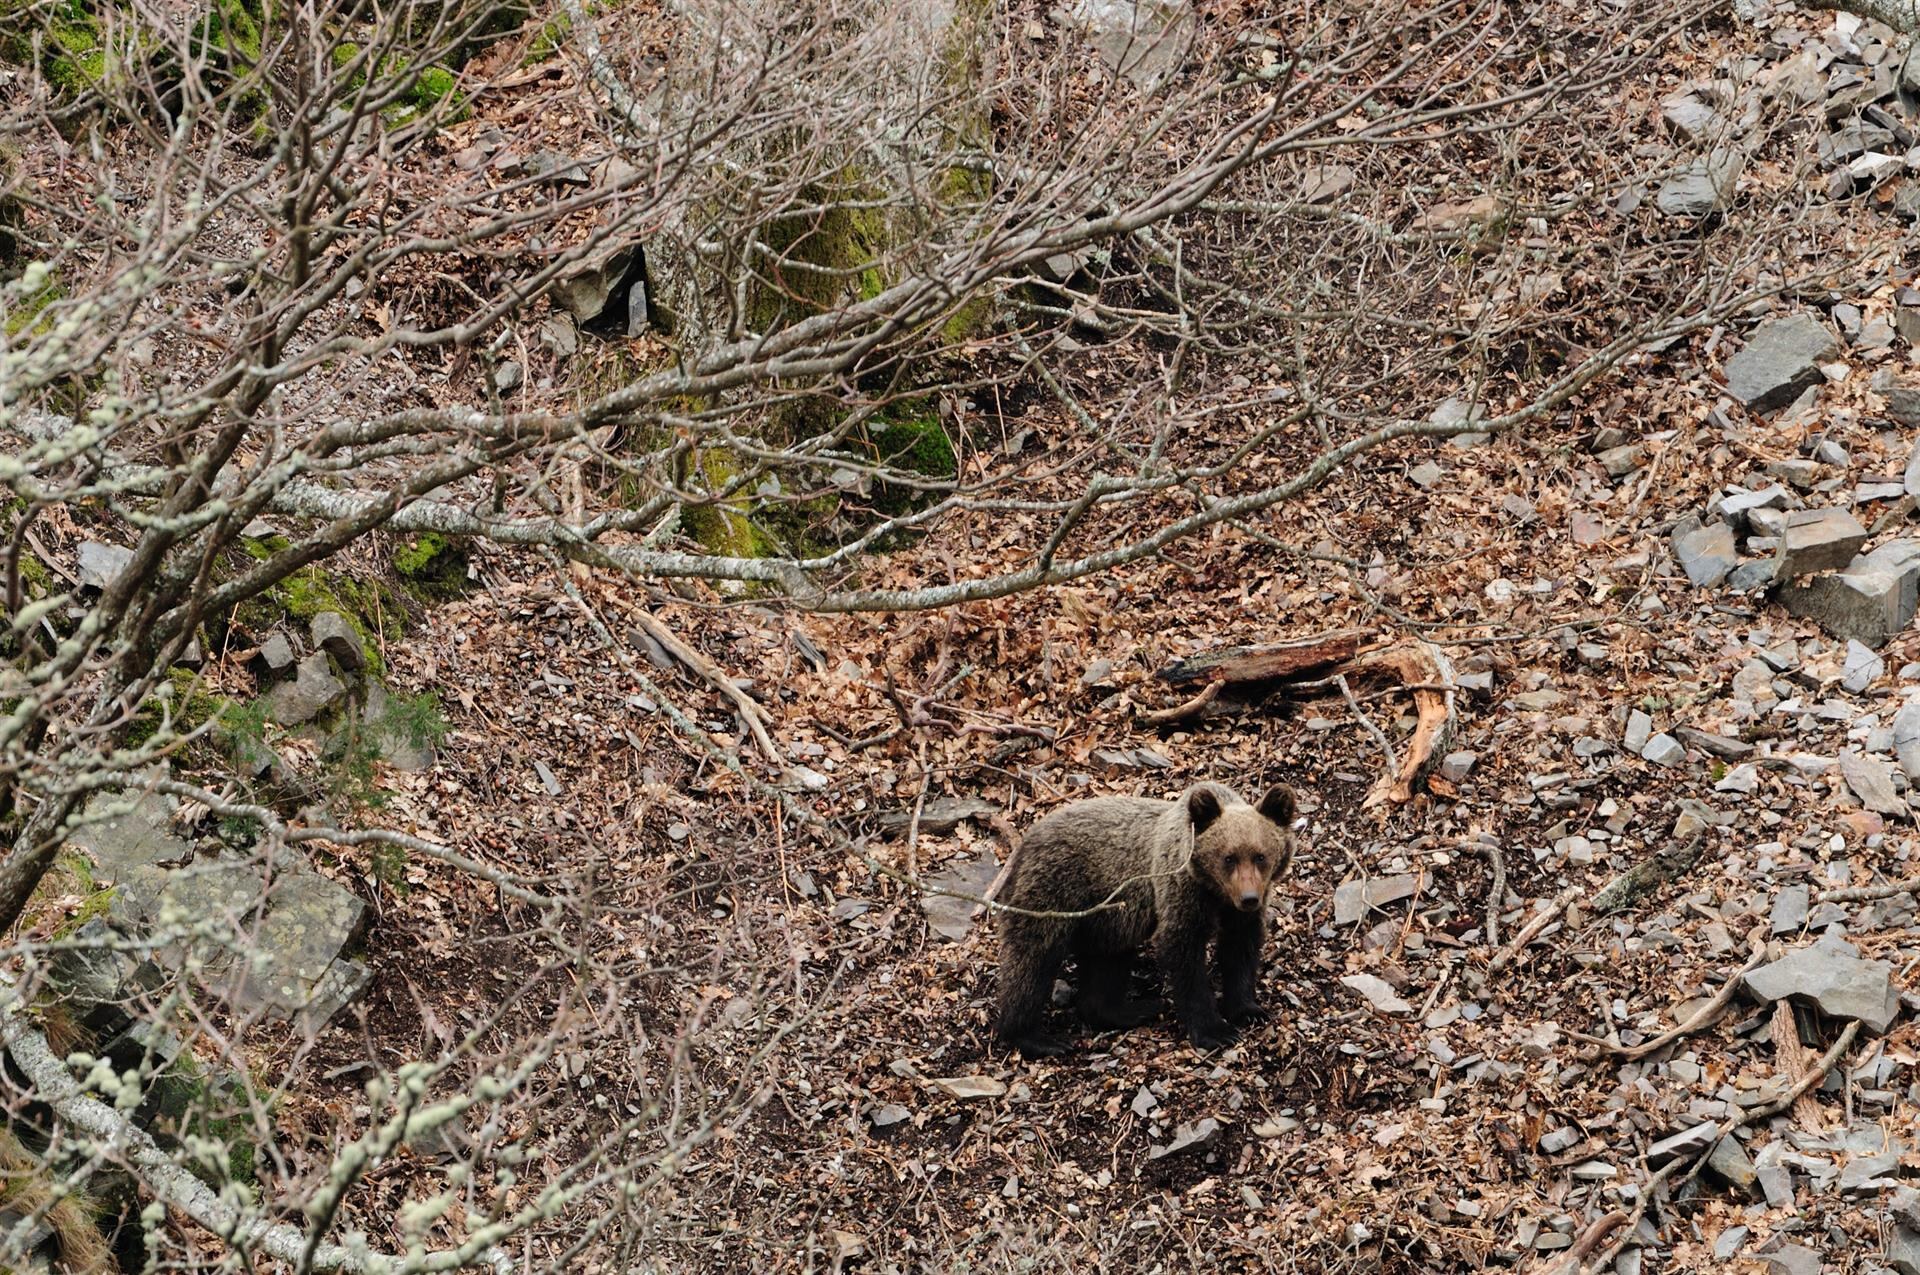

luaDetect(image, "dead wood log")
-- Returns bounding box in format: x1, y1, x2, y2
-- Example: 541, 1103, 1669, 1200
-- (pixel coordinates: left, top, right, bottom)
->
1590, 832, 1704, 915
1149, 632, 1454, 807
1156, 630, 1365, 686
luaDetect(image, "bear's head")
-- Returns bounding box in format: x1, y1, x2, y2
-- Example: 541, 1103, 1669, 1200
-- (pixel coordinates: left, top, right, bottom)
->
1186, 782, 1297, 913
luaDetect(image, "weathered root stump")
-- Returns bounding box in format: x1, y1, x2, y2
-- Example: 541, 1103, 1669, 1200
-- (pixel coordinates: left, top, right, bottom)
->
1148, 632, 1456, 808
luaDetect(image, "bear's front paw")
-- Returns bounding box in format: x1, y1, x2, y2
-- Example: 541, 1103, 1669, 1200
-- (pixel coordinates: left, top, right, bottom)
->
1007, 1031, 1069, 1058
1222, 999, 1269, 1026
1187, 1018, 1238, 1051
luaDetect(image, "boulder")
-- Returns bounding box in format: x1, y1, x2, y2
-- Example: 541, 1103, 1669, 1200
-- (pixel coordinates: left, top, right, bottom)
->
1725, 314, 1837, 412
1777, 539, 1920, 647
1745, 933, 1900, 1032
1774, 508, 1868, 582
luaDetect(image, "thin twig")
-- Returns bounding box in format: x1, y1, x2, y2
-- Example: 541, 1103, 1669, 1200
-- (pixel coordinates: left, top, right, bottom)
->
1335, 673, 1398, 778
1489, 887, 1580, 973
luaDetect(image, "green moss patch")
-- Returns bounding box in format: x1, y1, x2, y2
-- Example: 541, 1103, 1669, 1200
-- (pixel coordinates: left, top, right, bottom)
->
391, 531, 470, 599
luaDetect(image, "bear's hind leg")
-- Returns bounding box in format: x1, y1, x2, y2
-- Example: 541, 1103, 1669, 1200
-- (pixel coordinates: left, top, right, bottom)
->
995, 919, 1070, 1056
1075, 951, 1165, 1030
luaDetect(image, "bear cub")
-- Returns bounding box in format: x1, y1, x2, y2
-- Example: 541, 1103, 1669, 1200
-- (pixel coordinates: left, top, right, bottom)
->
993, 780, 1297, 1056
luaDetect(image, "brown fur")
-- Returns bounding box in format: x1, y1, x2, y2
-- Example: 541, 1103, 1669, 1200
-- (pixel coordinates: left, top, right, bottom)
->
992, 781, 1297, 1055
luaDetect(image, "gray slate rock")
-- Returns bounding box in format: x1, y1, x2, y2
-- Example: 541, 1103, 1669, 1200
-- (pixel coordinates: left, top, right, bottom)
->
1777, 539, 1920, 647
921, 855, 1001, 943
1844, 639, 1887, 693
1642, 733, 1686, 767
1772, 884, 1810, 934
875, 796, 1000, 835
234, 867, 368, 1022
1889, 379, 1920, 428
539, 315, 578, 358
1647, 1121, 1718, 1165
1625, 710, 1653, 754
1890, 1228, 1920, 1275
1745, 933, 1901, 1032
1674, 726, 1751, 758
1725, 314, 1838, 412
1149, 1117, 1221, 1160
1841, 751, 1904, 816
1660, 94, 1723, 144
1717, 483, 1790, 528
1766, 1246, 1821, 1275
75, 540, 133, 590
66, 785, 191, 881
1596, 443, 1643, 477
1708, 1135, 1758, 1188
1775, 507, 1869, 582
1333, 874, 1419, 925
1729, 559, 1777, 591
268, 653, 345, 726
1893, 699, 1920, 780
257, 632, 296, 674
1674, 520, 1738, 587
309, 611, 365, 673
363, 681, 435, 772
1655, 148, 1744, 217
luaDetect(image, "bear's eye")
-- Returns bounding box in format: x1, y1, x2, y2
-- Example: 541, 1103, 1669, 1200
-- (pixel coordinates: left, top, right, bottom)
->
1222, 854, 1239, 869
1251, 854, 1266, 869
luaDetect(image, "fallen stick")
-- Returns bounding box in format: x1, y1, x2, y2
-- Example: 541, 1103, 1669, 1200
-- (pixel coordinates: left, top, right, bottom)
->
1583, 1021, 1861, 1275
1770, 999, 1828, 1131
1818, 875, 1920, 904
1347, 641, 1456, 807
1157, 630, 1366, 686
609, 597, 786, 767
1489, 886, 1579, 973
1575, 925, 1768, 1062
1526, 1211, 1627, 1275
1138, 679, 1221, 725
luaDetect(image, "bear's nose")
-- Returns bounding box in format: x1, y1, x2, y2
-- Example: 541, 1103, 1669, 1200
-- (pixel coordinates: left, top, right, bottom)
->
1237, 893, 1261, 911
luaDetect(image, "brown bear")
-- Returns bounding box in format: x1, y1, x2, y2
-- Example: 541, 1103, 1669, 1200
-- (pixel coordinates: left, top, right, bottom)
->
992, 780, 1297, 1056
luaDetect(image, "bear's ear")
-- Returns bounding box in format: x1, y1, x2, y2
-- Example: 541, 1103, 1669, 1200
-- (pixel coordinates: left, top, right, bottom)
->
1186, 785, 1224, 836
1257, 784, 1297, 828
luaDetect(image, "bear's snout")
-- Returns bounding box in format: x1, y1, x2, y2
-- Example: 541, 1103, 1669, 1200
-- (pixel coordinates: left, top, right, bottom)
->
1236, 891, 1262, 912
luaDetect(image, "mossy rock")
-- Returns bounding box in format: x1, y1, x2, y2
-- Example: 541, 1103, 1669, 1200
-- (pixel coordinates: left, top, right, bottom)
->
123, 667, 230, 749
391, 531, 470, 599
330, 40, 467, 123
864, 403, 957, 514
678, 446, 775, 559
224, 557, 411, 678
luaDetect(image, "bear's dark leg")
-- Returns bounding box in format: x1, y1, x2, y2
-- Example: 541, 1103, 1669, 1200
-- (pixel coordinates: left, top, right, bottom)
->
1074, 944, 1165, 1031
995, 917, 1070, 1056
1158, 912, 1233, 1050
1217, 909, 1268, 1025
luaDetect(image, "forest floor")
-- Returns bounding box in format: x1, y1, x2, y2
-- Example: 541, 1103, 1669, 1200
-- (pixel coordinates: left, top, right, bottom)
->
16, 0, 1920, 1271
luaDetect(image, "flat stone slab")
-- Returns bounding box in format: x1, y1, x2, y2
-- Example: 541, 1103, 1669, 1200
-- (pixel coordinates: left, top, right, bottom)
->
1333, 874, 1420, 925
1674, 520, 1737, 587
1745, 933, 1900, 1032
1726, 313, 1838, 412
1777, 539, 1920, 647
1775, 508, 1868, 582
237, 869, 368, 1019
920, 855, 1002, 943
75, 540, 133, 590
268, 652, 345, 726
66, 786, 192, 882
